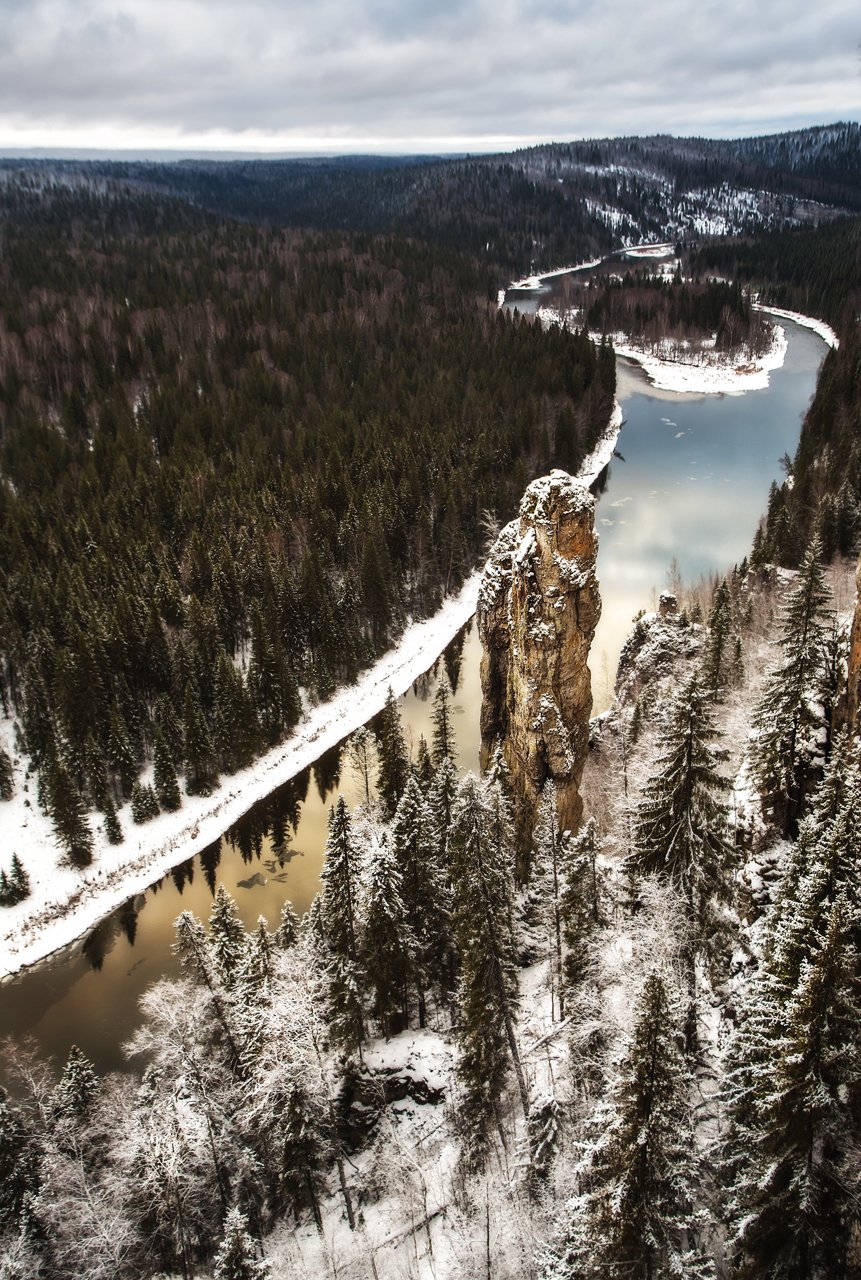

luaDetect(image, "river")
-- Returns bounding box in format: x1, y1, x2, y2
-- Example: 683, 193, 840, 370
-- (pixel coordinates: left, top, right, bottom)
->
0, 295, 828, 1072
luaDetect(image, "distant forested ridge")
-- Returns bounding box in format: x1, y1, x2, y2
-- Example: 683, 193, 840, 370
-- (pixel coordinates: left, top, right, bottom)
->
4, 122, 858, 281
0, 183, 614, 859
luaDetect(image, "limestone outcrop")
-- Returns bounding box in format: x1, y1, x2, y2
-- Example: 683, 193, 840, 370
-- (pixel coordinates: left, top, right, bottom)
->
478, 470, 601, 842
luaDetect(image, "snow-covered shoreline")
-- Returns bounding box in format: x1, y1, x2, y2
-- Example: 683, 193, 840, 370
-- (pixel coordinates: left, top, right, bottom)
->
507, 258, 603, 291
753, 303, 839, 350
539, 304, 792, 395
604, 323, 789, 396
0, 403, 623, 981
0, 582, 480, 980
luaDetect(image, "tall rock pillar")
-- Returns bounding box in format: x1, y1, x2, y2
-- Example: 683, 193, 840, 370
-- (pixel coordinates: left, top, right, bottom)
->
477, 470, 601, 847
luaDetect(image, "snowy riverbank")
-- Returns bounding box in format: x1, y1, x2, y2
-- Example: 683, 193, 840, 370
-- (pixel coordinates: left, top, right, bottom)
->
539, 304, 791, 395
753, 303, 839, 350
507, 258, 603, 291
0, 403, 623, 981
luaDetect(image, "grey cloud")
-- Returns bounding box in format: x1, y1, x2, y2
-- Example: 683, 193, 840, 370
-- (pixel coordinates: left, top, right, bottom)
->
0, 0, 857, 146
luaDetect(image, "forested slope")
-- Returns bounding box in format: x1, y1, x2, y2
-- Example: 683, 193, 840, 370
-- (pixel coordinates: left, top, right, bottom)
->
5, 123, 858, 282
0, 182, 615, 870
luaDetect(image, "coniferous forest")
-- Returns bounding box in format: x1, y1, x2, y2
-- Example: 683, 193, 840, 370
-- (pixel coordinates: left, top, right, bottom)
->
2, 125, 861, 1280
0, 180, 614, 866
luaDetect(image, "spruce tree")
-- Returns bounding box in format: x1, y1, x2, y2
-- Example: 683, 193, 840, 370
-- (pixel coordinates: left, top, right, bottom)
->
8, 855, 30, 904
725, 902, 861, 1278
42, 751, 94, 868
391, 773, 451, 1022
53, 1045, 100, 1124
723, 758, 861, 1275
527, 1092, 562, 1191
450, 773, 526, 1160
701, 578, 733, 701
102, 791, 123, 844
154, 728, 182, 811
155, 694, 184, 765
560, 816, 602, 996
0, 1091, 37, 1235
751, 535, 833, 835
413, 733, 433, 788
130, 780, 160, 824
632, 676, 733, 930
107, 707, 137, 800
362, 832, 414, 1038
183, 683, 218, 796
431, 678, 457, 767
0, 746, 13, 801
275, 900, 300, 950
208, 885, 249, 989
429, 754, 459, 879
551, 972, 713, 1279
376, 687, 409, 817
319, 797, 365, 1054
630, 675, 734, 1048
212, 1205, 271, 1280
531, 783, 568, 1018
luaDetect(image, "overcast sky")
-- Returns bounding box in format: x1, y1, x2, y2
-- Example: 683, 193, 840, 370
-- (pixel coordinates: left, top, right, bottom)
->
1, 0, 859, 154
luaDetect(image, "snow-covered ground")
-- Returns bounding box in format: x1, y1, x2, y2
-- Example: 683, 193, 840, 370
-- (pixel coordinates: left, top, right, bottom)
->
0, 404, 624, 981
604, 323, 788, 396
540, 305, 790, 395
621, 242, 675, 259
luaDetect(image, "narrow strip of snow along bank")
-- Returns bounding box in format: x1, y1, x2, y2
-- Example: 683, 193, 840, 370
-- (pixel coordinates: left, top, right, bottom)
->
0, 402, 625, 981
0, 579, 480, 978
507, 258, 603, 290
753, 304, 839, 350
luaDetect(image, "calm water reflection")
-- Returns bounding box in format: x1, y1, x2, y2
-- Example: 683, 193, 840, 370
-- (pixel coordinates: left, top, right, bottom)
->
0, 625, 481, 1071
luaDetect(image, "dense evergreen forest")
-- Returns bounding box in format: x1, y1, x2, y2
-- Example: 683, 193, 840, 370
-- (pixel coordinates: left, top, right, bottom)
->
689, 214, 861, 331
2, 544, 859, 1278
0, 181, 614, 866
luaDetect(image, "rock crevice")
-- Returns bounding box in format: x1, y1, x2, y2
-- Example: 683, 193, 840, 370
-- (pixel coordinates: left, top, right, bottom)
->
478, 470, 601, 841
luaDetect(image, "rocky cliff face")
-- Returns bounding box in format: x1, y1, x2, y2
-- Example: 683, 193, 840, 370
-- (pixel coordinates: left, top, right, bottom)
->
478, 470, 601, 844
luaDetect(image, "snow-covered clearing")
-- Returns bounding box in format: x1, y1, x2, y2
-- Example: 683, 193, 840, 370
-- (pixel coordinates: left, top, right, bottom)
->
0, 404, 623, 982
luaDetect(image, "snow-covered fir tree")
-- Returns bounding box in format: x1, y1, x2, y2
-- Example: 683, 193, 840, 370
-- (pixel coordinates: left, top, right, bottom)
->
547, 971, 714, 1280
376, 687, 410, 817
751, 534, 834, 835
390, 772, 451, 1024
212, 1206, 271, 1280
450, 772, 527, 1161
361, 828, 414, 1038
319, 797, 365, 1054
722, 745, 861, 1277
